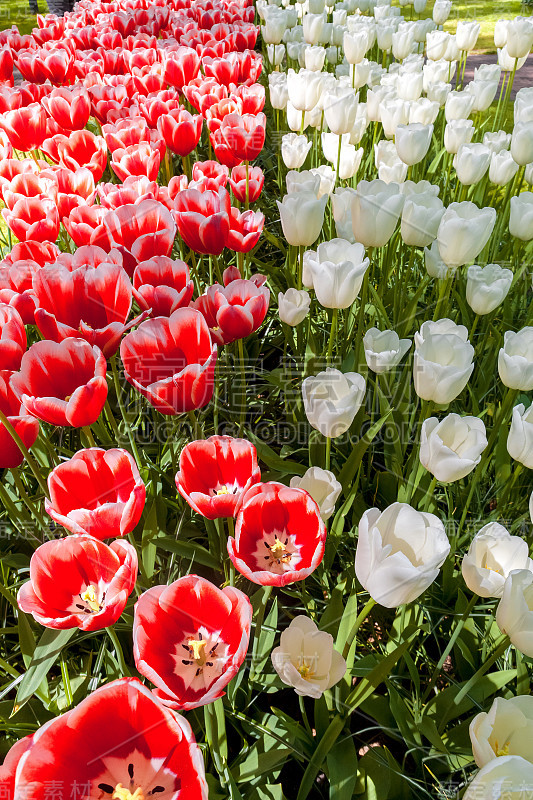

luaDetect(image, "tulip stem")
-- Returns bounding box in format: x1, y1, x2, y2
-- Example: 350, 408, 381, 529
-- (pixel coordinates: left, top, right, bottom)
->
245, 160, 250, 210
423, 476, 438, 511
298, 245, 305, 290
110, 354, 142, 468
325, 436, 332, 471
0, 408, 49, 497
326, 308, 338, 366
10, 468, 48, 540
237, 336, 246, 433
82, 426, 96, 448
187, 410, 201, 440
248, 585, 273, 693
342, 597, 376, 660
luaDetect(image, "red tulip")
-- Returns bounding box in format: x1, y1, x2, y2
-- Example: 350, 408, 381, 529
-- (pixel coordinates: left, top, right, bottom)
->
0, 102, 46, 152
10, 337, 108, 427
63, 204, 108, 249
102, 116, 164, 155
228, 208, 265, 253
27, 46, 74, 85
219, 112, 266, 162
0, 130, 12, 160
0, 158, 39, 194
133, 575, 252, 710
88, 82, 130, 123
45, 446, 146, 540
174, 187, 231, 256
194, 276, 269, 345
98, 175, 164, 209
0, 48, 13, 83
157, 107, 203, 158
0, 371, 39, 468
103, 198, 176, 278
210, 126, 243, 168
228, 482, 327, 586
2, 196, 59, 243
2, 171, 58, 211
191, 160, 229, 191
18, 535, 138, 631
230, 164, 264, 203
41, 86, 91, 130
54, 244, 124, 272
14, 52, 48, 84
41, 165, 96, 219
138, 90, 181, 128
133, 256, 194, 317
175, 435, 261, 519
162, 46, 201, 89
0, 677, 208, 800
57, 130, 108, 182
205, 97, 243, 135
2, 239, 59, 266
111, 142, 161, 182
120, 307, 217, 415
182, 76, 228, 114
0, 304, 26, 370
233, 82, 266, 114
132, 64, 167, 96
33, 262, 142, 357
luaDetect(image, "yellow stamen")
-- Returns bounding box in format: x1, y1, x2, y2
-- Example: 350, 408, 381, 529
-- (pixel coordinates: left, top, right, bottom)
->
297, 663, 312, 679
188, 638, 208, 665
216, 486, 231, 495
270, 537, 290, 561
112, 785, 145, 800
81, 585, 100, 613
495, 741, 510, 757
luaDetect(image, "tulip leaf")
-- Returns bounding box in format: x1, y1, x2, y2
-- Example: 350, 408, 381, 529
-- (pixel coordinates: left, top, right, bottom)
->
326, 734, 358, 800
338, 410, 393, 490
14, 627, 76, 714
154, 535, 219, 570
246, 431, 307, 477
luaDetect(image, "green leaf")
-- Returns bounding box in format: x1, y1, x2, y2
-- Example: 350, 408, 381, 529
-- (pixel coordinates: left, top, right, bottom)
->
154, 536, 218, 570
327, 735, 358, 800
14, 628, 76, 714
337, 410, 393, 490
246, 432, 307, 478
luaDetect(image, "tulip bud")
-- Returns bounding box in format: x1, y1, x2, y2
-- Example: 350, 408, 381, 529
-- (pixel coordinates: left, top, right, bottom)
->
413, 319, 475, 404
343, 29, 369, 64
375, 140, 408, 184
311, 165, 336, 197
444, 119, 474, 154
515, 86, 533, 124
506, 18, 533, 60
456, 20, 480, 52
304, 45, 326, 71
409, 98, 440, 125
305, 238, 369, 309
454, 143, 491, 186
269, 72, 288, 110
277, 192, 327, 246
380, 98, 411, 139
323, 86, 359, 135
351, 179, 405, 248
433, 0, 451, 25
509, 192, 533, 241
489, 149, 519, 186
498, 45, 529, 72
426, 30, 449, 61
498, 328, 533, 390
355, 502, 450, 607
286, 169, 321, 196
494, 19, 509, 49
470, 696, 533, 769
363, 328, 411, 374
289, 467, 342, 521
511, 121, 533, 165
302, 367, 366, 438
395, 122, 433, 166
331, 186, 356, 241
278, 288, 311, 326
281, 133, 312, 169
287, 67, 323, 111
401, 193, 444, 247
437, 202, 496, 269
496, 569, 533, 657
420, 413, 487, 483
466, 263, 513, 315
445, 90, 475, 122
463, 523, 533, 599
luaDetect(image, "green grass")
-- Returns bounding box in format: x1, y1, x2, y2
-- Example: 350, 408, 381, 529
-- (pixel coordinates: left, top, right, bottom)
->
0, 0, 36, 35
423, 0, 532, 53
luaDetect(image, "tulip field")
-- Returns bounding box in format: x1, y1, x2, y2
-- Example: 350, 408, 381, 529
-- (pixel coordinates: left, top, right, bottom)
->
2, 0, 533, 797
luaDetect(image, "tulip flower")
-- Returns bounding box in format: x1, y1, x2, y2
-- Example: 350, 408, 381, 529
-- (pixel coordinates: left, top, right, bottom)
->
104, 199, 176, 277
45, 447, 146, 540
454, 143, 491, 186
506, 18, 533, 59
193, 277, 269, 345
0, 370, 39, 469
465, 79, 499, 113
363, 328, 412, 374
174, 187, 231, 256
462, 523, 533, 598
277, 192, 327, 247
489, 149, 519, 186
228, 481, 327, 586
133, 256, 194, 317
331, 187, 356, 242
302, 368, 366, 438
413, 319, 474, 404
444, 119, 475, 154
470, 695, 533, 768
120, 308, 217, 415
355, 503, 450, 608
219, 112, 266, 163
286, 67, 323, 111
395, 123, 433, 166
133, 575, 252, 710
289, 467, 342, 522
498, 328, 533, 390
271, 616, 346, 698
436, 202, 496, 269
162, 46, 201, 89
380, 98, 411, 139
0, 304, 26, 371
304, 239, 369, 309
18, 535, 138, 631
351, 179, 404, 248
466, 264, 513, 315
2, 196, 60, 244
42, 86, 91, 131
463, 756, 533, 800
10, 338, 108, 428
420, 414, 487, 483
456, 20, 480, 51
229, 165, 264, 204
507, 403, 533, 468
0, 677, 208, 800
509, 192, 533, 241
175, 436, 261, 519
56, 130, 108, 182
496, 569, 533, 657
269, 72, 289, 110
433, 0, 452, 24
110, 142, 161, 183
0, 102, 46, 152
401, 193, 445, 247
278, 288, 311, 326
228, 208, 265, 253
323, 86, 358, 136
157, 108, 203, 158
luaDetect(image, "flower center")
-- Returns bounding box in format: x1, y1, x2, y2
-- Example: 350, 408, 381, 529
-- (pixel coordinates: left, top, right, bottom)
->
216, 486, 231, 495
297, 663, 313, 679
80, 585, 100, 613
188, 638, 208, 666
268, 537, 291, 564
113, 786, 145, 800
494, 740, 510, 757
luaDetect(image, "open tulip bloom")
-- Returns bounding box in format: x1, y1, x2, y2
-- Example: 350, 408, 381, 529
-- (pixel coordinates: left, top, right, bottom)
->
3, 0, 533, 795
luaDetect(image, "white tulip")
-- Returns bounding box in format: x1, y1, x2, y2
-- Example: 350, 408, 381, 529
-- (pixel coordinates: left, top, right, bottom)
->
466, 264, 513, 315
454, 143, 491, 186
282, 133, 313, 169
269, 72, 289, 110
463, 756, 533, 800
355, 502, 450, 608
304, 44, 326, 71
397, 72, 423, 102
462, 523, 533, 599
271, 616, 346, 698
302, 12, 326, 45
511, 121, 533, 166
498, 45, 528, 72
278, 288, 311, 326
277, 192, 328, 247
409, 98, 439, 126
413, 319, 474, 404
444, 119, 474, 154
420, 414, 487, 483
494, 19, 509, 49
343, 29, 369, 63
423, 59, 450, 88
323, 86, 359, 135
287, 67, 323, 110
424, 240, 449, 279
484, 130, 511, 154
498, 328, 533, 390
426, 30, 449, 61
509, 192, 533, 241
489, 150, 519, 186
437, 202, 496, 269
375, 140, 408, 184
515, 86, 533, 124
311, 165, 337, 198
427, 81, 452, 107
290, 467, 342, 521
496, 569, 533, 657
363, 328, 411, 374
445, 90, 475, 122
465, 79, 499, 113
331, 186, 356, 241
506, 18, 533, 59
306, 238, 369, 309
395, 123, 433, 166
507, 403, 533, 468
267, 44, 286, 66
475, 62, 502, 83
351, 179, 405, 248
302, 368, 366, 438
380, 98, 411, 139
401, 193, 444, 247
471, 695, 533, 769
456, 20, 480, 52
432, 0, 451, 26
400, 180, 440, 197
286, 169, 321, 196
